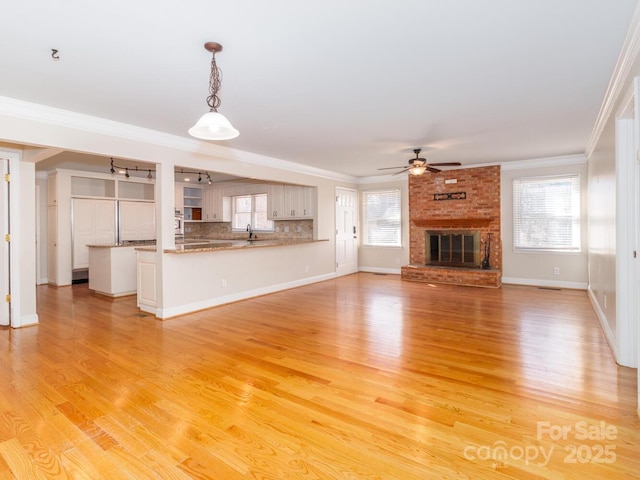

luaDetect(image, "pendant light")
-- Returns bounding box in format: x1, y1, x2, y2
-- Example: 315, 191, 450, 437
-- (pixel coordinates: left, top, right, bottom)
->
188, 42, 239, 141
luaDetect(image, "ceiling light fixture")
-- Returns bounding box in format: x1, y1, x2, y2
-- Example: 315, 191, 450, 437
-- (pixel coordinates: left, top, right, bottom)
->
409, 164, 427, 176
109, 158, 213, 184
188, 41, 239, 141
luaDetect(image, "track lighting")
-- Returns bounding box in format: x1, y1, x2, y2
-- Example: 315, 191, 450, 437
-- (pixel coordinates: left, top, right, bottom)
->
108, 158, 213, 184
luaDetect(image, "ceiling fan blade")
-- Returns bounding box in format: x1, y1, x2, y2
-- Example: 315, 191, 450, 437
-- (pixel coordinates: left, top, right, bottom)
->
377, 165, 406, 170
392, 167, 412, 176
428, 162, 461, 167
426, 166, 442, 173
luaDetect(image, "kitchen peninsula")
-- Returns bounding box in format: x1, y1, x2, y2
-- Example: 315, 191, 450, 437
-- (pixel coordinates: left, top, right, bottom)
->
88, 237, 326, 298
136, 237, 330, 319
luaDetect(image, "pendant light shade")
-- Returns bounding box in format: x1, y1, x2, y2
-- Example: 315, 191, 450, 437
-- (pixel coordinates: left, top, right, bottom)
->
189, 41, 239, 141
188, 111, 239, 140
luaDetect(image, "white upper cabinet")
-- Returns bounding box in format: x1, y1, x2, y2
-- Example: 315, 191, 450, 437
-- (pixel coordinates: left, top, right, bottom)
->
267, 184, 286, 219
174, 183, 184, 213
267, 184, 316, 219
203, 187, 230, 222
183, 186, 203, 221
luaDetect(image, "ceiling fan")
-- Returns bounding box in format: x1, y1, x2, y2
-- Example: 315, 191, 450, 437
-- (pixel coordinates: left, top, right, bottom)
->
378, 149, 461, 176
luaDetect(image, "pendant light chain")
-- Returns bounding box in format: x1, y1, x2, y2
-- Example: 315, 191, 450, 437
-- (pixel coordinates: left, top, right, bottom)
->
207, 52, 222, 112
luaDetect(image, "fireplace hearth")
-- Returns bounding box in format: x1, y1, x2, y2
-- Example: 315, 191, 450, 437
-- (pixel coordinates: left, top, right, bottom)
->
425, 230, 481, 268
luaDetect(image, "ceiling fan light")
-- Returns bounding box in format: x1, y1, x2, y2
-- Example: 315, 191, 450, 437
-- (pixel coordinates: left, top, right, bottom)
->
188, 111, 239, 140
409, 165, 427, 176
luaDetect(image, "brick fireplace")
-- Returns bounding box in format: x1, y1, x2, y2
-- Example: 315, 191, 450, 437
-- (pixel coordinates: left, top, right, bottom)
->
401, 165, 501, 287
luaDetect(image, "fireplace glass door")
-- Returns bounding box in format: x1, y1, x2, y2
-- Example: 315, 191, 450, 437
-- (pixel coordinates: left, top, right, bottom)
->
426, 231, 481, 267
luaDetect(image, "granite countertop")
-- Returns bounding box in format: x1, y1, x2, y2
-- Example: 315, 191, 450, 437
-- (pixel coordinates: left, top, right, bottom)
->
88, 240, 157, 248
135, 238, 327, 254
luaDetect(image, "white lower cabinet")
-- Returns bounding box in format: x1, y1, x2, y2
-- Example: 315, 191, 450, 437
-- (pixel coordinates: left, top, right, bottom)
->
137, 251, 157, 311
88, 246, 138, 297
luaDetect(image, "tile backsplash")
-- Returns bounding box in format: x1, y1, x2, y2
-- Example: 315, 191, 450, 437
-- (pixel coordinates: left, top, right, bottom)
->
185, 220, 313, 240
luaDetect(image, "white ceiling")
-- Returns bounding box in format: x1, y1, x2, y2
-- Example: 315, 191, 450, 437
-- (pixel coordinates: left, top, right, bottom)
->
2, 1, 638, 177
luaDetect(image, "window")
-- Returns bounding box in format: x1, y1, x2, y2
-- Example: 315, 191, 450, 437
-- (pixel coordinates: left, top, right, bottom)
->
232, 194, 273, 231
362, 188, 401, 247
513, 174, 581, 252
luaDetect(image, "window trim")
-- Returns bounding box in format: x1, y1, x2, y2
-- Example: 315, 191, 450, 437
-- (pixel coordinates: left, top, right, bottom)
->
361, 188, 402, 248
512, 173, 581, 253
231, 193, 274, 232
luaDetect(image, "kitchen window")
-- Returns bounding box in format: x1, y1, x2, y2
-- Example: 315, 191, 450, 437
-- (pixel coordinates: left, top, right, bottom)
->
362, 188, 401, 247
513, 174, 581, 252
232, 194, 274, 231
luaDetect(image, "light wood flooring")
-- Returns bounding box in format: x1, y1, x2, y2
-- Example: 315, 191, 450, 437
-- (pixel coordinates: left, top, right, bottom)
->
0, 273, 639, 479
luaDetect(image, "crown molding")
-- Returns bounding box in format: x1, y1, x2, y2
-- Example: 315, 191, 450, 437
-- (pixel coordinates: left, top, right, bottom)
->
0, 96, 356, 183
500, 154, 587, 171
585, 2, 640, 157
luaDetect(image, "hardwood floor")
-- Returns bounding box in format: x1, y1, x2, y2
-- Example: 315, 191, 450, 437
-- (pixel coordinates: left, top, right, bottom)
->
1, 273, 638, 479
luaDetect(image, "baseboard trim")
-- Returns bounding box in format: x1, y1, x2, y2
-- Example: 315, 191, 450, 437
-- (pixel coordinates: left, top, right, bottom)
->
156, 272, 337, 319
359, 267, 402, 275
502, 277, 587, 290
588, 287, 620, 364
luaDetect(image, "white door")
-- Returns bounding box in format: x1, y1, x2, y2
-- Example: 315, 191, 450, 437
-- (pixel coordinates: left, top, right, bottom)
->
0, 158, 9, 326
335, 187, 358, 276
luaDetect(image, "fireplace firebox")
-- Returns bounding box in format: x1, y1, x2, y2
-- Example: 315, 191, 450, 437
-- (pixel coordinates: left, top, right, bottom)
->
425, 230, 481, 268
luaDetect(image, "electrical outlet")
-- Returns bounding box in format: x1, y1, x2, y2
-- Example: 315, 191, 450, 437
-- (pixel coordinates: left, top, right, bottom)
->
284, 226, 289, 233
604, 294, 607, 309
305, 265, 310, 273
221, 278, 228, 288
553, 267, 560, 275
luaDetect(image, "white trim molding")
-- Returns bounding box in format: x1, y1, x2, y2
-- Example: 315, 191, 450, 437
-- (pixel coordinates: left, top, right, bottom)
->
502, 277, 587, 290
586, 2, 640, 157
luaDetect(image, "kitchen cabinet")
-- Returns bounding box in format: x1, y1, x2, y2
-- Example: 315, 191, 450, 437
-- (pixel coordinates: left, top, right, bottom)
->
137, 250, 157, 311
71, 176, 116, 198
119, 201, 156, 241
118, 181, 154, 201
72, 198, 117, 269
267, 184, 316, 219
183, 186, 203, 221
89, 246, 138, 297
174, 183, 184, 213
203, 187, 231, 222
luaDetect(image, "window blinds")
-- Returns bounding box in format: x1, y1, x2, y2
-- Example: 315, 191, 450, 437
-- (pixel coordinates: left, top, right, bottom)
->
513, 174, 581, 251
362, 189, 401, 247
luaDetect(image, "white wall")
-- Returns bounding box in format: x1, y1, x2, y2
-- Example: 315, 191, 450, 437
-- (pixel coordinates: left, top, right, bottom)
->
501, 156, 589, 289
588, 118, 618, 340
357, 177, 410, 274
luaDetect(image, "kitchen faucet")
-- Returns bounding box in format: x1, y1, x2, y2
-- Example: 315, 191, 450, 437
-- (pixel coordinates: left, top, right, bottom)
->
246, 224, 253, 239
